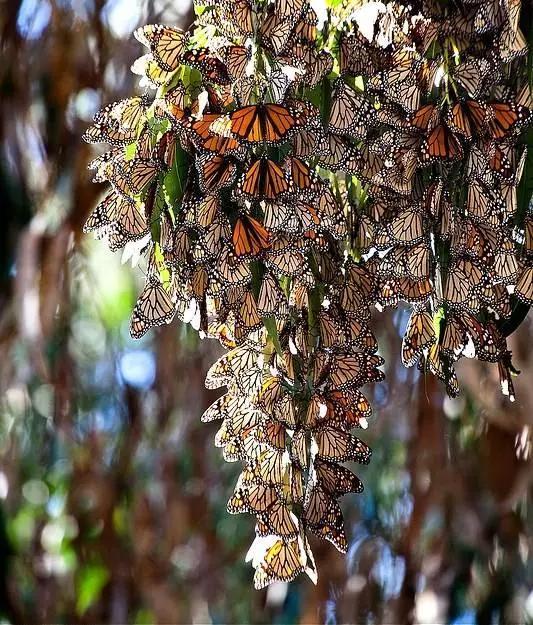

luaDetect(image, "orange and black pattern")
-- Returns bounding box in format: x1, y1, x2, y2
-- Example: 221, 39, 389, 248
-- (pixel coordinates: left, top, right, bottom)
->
83, 0, 531, 589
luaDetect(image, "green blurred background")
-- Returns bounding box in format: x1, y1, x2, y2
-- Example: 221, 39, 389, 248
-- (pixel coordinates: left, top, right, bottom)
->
1, 1, 533, 623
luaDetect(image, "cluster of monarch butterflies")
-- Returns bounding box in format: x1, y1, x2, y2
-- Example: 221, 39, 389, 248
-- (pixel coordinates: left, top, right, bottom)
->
83, 0, 532, 588
332, 0, 532, 397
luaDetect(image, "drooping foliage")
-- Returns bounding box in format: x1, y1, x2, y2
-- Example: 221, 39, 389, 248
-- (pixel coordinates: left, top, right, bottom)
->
83, 0, 532, 588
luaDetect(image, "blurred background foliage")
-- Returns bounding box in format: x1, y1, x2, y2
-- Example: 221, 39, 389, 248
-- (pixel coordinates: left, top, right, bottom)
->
0, 1, 533, 623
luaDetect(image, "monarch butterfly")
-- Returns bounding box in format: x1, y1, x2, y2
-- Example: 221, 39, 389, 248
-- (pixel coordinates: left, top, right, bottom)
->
134, 24, 188, 71
447, 99, 487, 139
318, 134, 357, 170
525, 216, 533, 253
317, 186, 346, 239
274, 0, 306, 19
466, 179, 504, 225
220, 0, 254, 38
111, 158, 159, 196
249, 446, 290, 487
164, 83, 189, 114
101, 95, 150, 130
83, 191, 121, 234
516, 266, 533, 305
186, 113, 222, 140
262, 200, 294, 232
256, 501, 300, 540
453, 57, 496, 98
199, 215, 231, 260
397, 276, 433, 304
257, 273, 287, 317
302, 50, 334, 89
471, 0, 501, 34
411, 103, 439, 131
328, 81, 375, 138
265, 384, 299, 430
285, 157, 319, 195
293, 5, 318, 43
292, 127, 327, 159
256, 374, 283, 410
488, 143, 514, 179
202, 391, 250, 423
318, 311, 340, 349
228, 476, 278, 515
402, 309, 436, 367
444, 259, 482, 307
204, 134, 246, 158
265, 70, 290, 106
386, 79, 421, 113
265, 235, 307, 276
217, 248, 252, 287
329, 354, 384, 390
183, 113, 243, 157
463, 314, 506, 363
220, 396, 261, 437
304, 483, 347, 553
315, 459, 363, 496
313, 427, 372, 464
440, 315, 466, 357
206, 342, 261, 390
233, 294, 263, 341
422, 124, 463, 161
517, 82, 533, 108
131, 53, 176, 87
213, 104, 298, 145
342, 317, 378, 354
83, 118, 140, 146
183, 49, 230, 85
220, 45, 251, 81
356, 143, 385, 182
110, 207, 151, 252
214, 414, 258, 450
260, 9, 294, 56
196, 154, 237, 193
239, 158, 289, 200
380, 48, 421, 86
392, 241, 432, 281
486, 101, 530, 139
493, 240, 518, 283
425, 344, 461, 398
339, 267, 375, 315
372, 152, 417, 196
252, 537, 306, 590
388, 206, 426, 245
499, 22, 527, 62
339, 32, 378, 77
130, 277, 176, 339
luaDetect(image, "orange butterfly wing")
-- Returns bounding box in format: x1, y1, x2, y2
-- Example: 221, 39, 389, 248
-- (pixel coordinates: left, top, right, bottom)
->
233, 216, 271, 257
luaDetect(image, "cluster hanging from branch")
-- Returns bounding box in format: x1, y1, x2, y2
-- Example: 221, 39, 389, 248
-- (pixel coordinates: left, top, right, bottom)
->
83, 0, 532, 588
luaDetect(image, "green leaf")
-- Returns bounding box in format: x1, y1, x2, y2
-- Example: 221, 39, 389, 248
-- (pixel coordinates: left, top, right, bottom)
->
433, 307, 445, 341
125, 143, 137, 161
76, 563, 109, 615
163, 145, 189, 210
262, 316, 283, 357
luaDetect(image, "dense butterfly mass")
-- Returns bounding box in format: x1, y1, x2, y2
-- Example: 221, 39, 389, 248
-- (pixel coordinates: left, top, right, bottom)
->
84, 0, 531, 588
